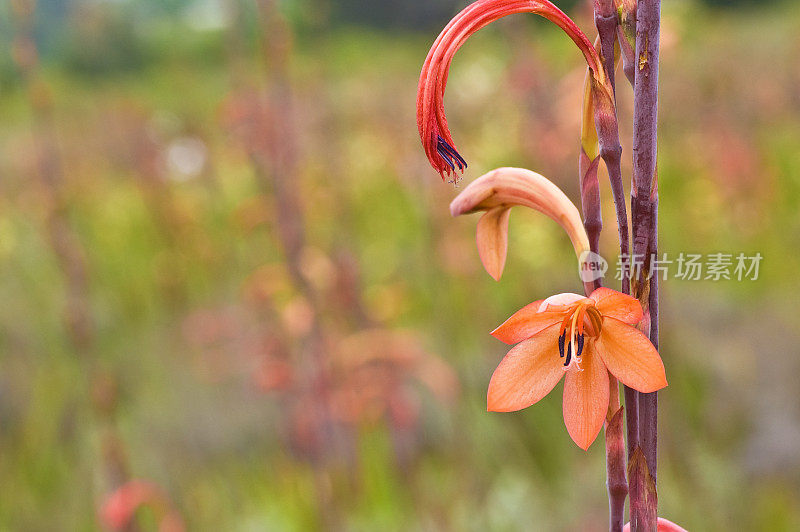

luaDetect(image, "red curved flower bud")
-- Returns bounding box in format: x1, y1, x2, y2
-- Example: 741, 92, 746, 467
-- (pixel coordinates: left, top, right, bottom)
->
417, 0, 608, 181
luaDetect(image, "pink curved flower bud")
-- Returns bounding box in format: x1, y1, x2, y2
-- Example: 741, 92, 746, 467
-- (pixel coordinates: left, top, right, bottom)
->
417, 0, 609, 181
623, 517, 688, 532
450, 167, 590, 280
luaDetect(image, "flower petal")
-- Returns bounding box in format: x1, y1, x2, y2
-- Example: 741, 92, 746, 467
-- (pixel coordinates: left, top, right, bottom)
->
589, 287, 643, 324
540, 292, 587, 310
562, 346, 609, 450
594, 318, 667, 393
476, 207, 511, 281
487, 324, 564, 412
491, 300, 564, 345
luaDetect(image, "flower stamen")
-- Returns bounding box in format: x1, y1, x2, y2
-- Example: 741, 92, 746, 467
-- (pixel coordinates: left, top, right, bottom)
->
436, 135, 467, 173
564, 338, 573, 367
556, 301, 597, 371
575, 334, 585, 358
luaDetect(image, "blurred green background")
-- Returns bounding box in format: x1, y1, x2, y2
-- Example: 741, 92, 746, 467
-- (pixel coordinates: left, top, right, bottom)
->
1, 0, 799, 530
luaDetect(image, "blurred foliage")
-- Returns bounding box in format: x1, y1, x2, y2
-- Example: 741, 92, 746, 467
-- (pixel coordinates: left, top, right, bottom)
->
1, 0, 800, 530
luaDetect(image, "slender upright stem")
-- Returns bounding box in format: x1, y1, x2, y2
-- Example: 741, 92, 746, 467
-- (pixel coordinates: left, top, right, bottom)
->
611, 0, 642, 487
592, 4, 628, 531
11, 4, 140, 530
630, 0, 661, 529
595, 0, 617, 92
247, 1, 338, 527
604, 377, 627, 532
579, 0, 630, 532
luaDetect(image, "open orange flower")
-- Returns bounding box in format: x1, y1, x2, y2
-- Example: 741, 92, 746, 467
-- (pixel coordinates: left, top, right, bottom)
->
417, 0, 609, 181
488, 287, 667, 450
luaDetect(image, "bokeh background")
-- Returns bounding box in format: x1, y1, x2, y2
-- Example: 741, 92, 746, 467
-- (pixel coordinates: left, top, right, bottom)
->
1, 0, 799, 530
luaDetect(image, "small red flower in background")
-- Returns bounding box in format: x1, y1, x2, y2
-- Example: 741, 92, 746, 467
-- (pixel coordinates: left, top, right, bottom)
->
100, 480, 184, 532
488, 287, 667, 450
417, 0, 607, 181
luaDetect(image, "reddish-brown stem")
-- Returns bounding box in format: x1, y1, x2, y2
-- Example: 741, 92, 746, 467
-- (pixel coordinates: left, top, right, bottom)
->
605, 401, 627, 532
579, 148, 602, 286
611, 0, 642, 496
11, 2, 137, 527
624, 385, 639, 455
591, 77, 633, 532
591, 4, 628, 531
630, 0, 661, 529
593, 0, 629, 292
247, 1, 339, 527
595, 1, 617, 92
591, 87, 630, 298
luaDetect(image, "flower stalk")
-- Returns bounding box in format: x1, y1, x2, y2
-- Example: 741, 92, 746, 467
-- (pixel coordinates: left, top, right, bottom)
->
579, 69, 628, 531
580, 9, 629, 527
246, 2, 339, 526
11, 0, 137, 517
606, 399, 628, 532
629, 0, 661, 529
594, 0, 618, 92
609, 0, 644, 503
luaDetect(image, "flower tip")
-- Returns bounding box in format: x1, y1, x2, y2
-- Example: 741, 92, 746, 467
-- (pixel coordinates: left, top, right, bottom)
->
486, 380, 524, 413
486, 397, 513, 413
568, 426, 598, 451
449, 185, 492, 217
652, 375, 668, 393
489, 326, 513, 345
476, 207, 510, 282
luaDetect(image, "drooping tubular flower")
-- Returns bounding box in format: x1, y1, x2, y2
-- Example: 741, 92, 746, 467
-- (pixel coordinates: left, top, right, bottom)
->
488, 287, 667, 449
417, 0, 613, 181
450, 167, 590, 283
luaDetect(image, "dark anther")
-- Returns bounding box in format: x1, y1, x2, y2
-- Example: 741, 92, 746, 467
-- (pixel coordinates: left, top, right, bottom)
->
436, 145, 456, 171
575, 334, 585, 358
436, 135, 467, 172
563, 341, 572, 367
558, 331, 566, 358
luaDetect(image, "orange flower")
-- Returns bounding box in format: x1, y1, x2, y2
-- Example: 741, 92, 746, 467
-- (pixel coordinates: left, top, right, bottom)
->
450, 167, 590, 282
417, 0, 608, 181
488, 287, 667, 450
